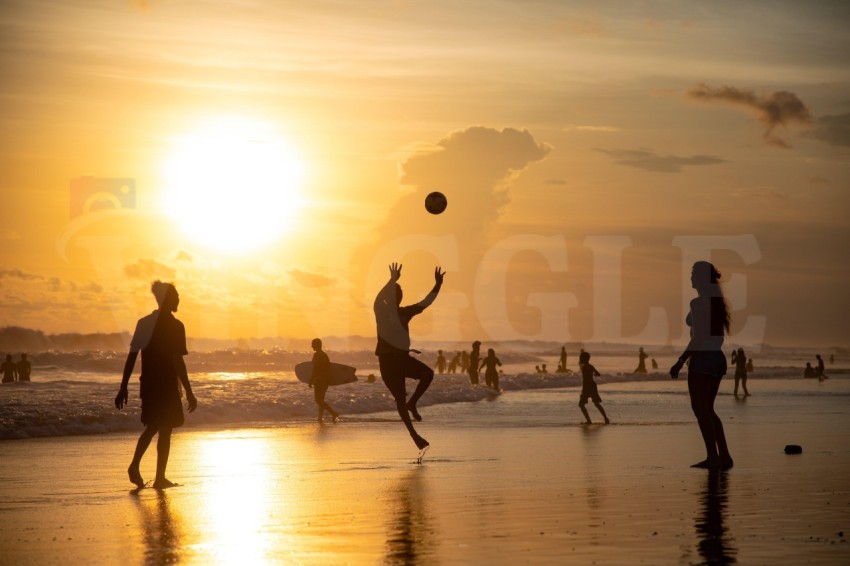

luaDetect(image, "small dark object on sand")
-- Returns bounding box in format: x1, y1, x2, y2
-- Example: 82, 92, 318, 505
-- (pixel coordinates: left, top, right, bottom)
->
784, 444, 803, 454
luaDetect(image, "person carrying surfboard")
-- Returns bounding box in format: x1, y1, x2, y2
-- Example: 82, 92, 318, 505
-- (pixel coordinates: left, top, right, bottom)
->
309, 338, 340, 423
374, 262, 445, 450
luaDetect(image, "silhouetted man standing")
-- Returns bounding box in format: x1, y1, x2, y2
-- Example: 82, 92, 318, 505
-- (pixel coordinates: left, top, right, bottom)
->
116, 281, 197, 489
374, 262, 444, 450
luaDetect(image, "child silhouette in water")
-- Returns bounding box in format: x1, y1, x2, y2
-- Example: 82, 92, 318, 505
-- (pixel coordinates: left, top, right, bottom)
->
579, 351, 609, 424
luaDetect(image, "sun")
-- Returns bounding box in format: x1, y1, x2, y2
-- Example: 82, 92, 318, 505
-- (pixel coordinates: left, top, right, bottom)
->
161, 117, 306, 253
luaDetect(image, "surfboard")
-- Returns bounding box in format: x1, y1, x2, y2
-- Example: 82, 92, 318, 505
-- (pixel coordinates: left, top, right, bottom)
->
294, 361, 358, 386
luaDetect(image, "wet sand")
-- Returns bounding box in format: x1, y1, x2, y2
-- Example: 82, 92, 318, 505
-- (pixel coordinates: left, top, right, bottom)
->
1, 382, 848, 564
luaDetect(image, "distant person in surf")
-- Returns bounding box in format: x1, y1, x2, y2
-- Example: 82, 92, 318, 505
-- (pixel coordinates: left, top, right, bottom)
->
309, 338, 339, 423
2, 354, 17, 383
815, 354, 827, 380
634, 347, 648, 373
578, 351, 609, 424
479, 348, 503, 392
447, 352, 461, 373
803, 362, 816, 379
731, 348, 749, 397
670, 261, 733, 471
17, 353, 31, 382
373, 262, 445, 450
468, 341, 481, 385
116, 281, 197, 490
434, 350, 447, 374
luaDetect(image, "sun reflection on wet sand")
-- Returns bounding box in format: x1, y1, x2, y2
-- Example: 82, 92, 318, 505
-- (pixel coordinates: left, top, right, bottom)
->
188, 432, 279, 563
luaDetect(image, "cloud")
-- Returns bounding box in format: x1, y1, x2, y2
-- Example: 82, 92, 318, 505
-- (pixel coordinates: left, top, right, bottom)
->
289, 269, 334, 288
807, 113, 850, 147
379, 125, 551, 243
0, 268, 43, 281
807, 175, 831, 186
175, 250, 193, 262
399, 126, 551, 191
563, 125, 621, 133
594, 148, 728, 173
686, 83, 813, 148
545, 178, 567, 185
123, 259, 176, 281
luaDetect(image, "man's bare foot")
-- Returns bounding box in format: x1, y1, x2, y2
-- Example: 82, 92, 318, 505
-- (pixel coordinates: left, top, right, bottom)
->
152, 478, 178, 490
721, 457, 734, 470
128, 466, 144, 488
412, 434, 429, 450
407, 403, 422, 422
604, 418, 611, 424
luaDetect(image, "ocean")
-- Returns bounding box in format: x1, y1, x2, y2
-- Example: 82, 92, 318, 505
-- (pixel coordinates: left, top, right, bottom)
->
0, 346, 843, 440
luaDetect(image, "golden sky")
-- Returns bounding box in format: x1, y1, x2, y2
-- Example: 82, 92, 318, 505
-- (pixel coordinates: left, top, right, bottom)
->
1, 0, 848, 347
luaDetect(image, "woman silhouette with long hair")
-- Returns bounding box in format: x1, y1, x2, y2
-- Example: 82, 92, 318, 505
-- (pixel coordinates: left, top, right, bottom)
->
670, 262, 733, 470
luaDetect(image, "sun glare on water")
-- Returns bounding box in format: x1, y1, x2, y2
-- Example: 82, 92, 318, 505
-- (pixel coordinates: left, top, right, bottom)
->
162, 117, 306, 253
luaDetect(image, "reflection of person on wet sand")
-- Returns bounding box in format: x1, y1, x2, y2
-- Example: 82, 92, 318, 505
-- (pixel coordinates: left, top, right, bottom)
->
634, 347, 648, 373
2, 354, 17, 383
695, 470, 736, 564
385, 468, 433, 563
433, 350, 446, 374
670, 262, 733, 470
579, 351, 609, 424
731, 348, 749, 397
479, 348, 503, 392
309, 338, 339, 423
467, 341, 481, 385
116, 281, 197, 489
17, 353, 31, 381
374, 263, 444, 450
132, 490, 183, 564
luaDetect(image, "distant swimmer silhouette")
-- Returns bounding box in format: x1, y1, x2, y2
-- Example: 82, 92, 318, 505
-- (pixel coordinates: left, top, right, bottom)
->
578, 351, 609, 424
2, 354, 17, 383
460, 351, 469, 373
651, 358, 658, 370
467, 341, 481, 385
803, 362, 816, 378
374, 263, 444, 451
634, 347, 648, 373
559, 346, 567, 371
309, 338, 340, 423
829, 354, 834, 365
434, 350, 446, 374
670, 262, 733, 470
540, 363, 548, 374
745, 358, 753, 373
16, 354, 31, 382
479, 348, 503, 392
116, 281, 197, 490
731, 348, 749, 397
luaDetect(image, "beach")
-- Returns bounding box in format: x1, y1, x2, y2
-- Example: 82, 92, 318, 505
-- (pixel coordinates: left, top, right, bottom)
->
1, 377, 848, 565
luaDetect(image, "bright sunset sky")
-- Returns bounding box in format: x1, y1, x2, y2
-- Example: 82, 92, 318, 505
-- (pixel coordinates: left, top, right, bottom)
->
1, 0, 848, 347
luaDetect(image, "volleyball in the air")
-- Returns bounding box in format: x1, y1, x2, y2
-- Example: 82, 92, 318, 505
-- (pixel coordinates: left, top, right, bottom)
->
425, 191, 447, 215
